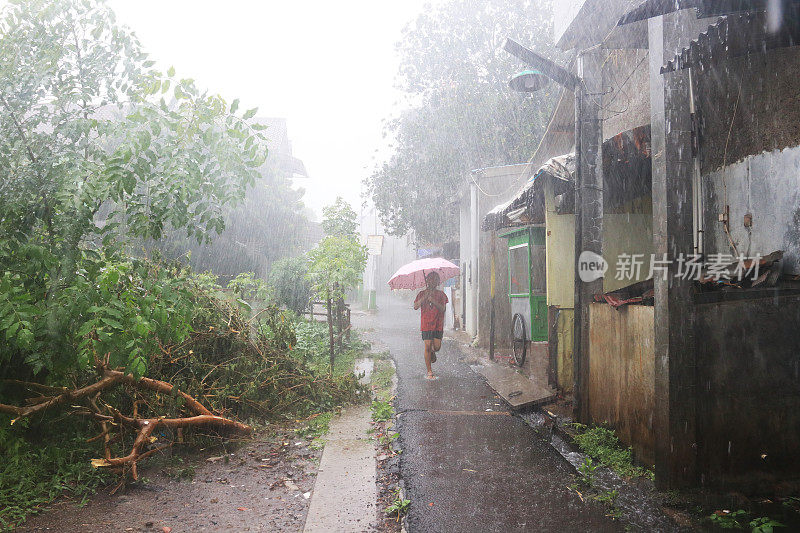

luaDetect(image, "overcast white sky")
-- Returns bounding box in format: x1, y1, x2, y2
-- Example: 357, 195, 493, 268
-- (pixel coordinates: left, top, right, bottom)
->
107, 0, 433, 220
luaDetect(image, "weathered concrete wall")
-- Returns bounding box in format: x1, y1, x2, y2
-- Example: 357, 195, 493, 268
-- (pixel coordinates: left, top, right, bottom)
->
695, 46, 800, 174
702, 146, 800, 275
477, 174, 520, 349
695, 292, 800, 491
478, 230, 512, 348
588, 303, 655, 466
602, 49, 650, 141
602, 213, 654, 292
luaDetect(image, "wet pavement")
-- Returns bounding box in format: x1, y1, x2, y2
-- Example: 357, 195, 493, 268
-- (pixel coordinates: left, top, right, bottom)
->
355, 296, 623, 533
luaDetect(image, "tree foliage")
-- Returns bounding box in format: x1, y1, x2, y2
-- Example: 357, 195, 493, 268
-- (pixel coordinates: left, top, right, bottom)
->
321, 196, 358, 238
365, 0, 561, 243
306, 235, 367, 302
152, 122, 312, 282
0, 0, 266, 378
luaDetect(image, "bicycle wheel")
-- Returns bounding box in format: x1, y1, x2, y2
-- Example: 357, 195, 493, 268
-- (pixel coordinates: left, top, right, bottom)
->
511, 313, 527, 367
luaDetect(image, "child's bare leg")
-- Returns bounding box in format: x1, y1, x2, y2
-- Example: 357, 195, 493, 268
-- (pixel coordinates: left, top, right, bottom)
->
423, 340, 434, 377
432, 338, 442, 353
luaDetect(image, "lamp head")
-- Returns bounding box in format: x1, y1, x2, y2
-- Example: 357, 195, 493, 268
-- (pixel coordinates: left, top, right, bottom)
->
509, 69, 549, 93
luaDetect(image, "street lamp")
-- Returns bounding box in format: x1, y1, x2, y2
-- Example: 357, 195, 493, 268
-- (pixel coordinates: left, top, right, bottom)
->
502, 37, 599, 424
504, 38, 579, 91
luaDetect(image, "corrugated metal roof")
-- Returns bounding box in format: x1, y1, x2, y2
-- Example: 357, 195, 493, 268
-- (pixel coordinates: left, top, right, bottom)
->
617, 0, 777, 26
661, 9, 800, 72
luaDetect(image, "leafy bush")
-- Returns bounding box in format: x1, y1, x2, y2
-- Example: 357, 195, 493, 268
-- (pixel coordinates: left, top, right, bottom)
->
292, 319, 331, 362
228, 272, 272, 303
372, 399, 394, 422
708, 509, 748, 529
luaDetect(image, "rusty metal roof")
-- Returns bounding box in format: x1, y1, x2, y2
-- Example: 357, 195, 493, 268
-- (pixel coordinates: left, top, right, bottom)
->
481, 153, 575, 231
661, 9, 800, 73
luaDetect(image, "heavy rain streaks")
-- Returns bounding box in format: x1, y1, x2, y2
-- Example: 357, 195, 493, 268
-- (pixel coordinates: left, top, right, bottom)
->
4, 1, 800, 532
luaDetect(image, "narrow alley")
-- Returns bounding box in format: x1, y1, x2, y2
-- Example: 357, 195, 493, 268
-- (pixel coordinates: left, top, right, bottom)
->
357, 298, 621, 532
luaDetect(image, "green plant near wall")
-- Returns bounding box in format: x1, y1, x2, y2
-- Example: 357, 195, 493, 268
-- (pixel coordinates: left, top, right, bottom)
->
572, 424, 653, 480
749, 517, 785, 532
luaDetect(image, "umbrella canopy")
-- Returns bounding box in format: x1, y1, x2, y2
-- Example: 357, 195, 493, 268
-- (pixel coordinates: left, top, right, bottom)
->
387, 257, 460, 290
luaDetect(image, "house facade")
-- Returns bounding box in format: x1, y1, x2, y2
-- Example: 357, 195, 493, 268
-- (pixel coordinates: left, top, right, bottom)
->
485, 0, 800, 491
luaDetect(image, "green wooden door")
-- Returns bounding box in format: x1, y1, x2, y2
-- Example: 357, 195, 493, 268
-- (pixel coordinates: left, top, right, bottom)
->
530, 227, 547, 341
531, 295, 547, 341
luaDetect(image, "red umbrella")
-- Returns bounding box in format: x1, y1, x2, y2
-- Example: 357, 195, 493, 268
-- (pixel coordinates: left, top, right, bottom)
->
387, 257, 460, 290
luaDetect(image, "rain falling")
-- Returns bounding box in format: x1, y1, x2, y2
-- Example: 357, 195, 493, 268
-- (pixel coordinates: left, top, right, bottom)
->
1, 1, 800, 531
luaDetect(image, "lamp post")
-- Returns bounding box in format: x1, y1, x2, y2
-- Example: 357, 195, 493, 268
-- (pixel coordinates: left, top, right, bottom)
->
504, 38, 603, 423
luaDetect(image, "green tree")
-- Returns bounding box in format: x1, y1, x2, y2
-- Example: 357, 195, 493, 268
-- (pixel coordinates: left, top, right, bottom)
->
0, 0, 267, 376
365, 0, 560, 243
306, 199, 366, 370
306, 235, 367, 304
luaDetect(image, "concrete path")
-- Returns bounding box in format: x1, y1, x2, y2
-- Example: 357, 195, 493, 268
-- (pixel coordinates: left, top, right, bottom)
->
355, 296, 623, 533
303, 360, 376, 532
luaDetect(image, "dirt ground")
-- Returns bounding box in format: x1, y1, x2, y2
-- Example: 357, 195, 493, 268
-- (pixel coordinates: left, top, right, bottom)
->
17, 408, 401, 532
17, 425, 322, 533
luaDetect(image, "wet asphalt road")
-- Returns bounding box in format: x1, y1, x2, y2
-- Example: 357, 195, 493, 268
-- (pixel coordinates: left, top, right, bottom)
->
357, 296, 622, 533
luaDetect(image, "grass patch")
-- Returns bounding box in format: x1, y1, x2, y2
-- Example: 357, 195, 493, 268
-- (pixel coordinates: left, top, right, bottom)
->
571, 424, 653, 480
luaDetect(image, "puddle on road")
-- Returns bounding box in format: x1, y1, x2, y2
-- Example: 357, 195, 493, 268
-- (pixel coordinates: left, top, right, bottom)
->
354, 358, 374, 385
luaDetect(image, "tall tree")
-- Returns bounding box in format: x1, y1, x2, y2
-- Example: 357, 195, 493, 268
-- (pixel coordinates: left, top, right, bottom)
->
321, 196, 359, 238
366, 0, 560, 243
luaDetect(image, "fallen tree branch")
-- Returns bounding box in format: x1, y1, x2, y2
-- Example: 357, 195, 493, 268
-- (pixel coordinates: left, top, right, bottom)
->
0, 365, 252, 481
93, 413, 250, 479
0, 379, 69, 395
108, 369, 213, 416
